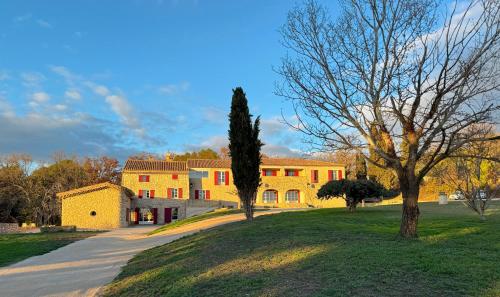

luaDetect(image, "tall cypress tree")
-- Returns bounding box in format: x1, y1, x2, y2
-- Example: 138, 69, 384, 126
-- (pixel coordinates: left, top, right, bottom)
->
355, 153, 367, 180
228, 87, 262, 220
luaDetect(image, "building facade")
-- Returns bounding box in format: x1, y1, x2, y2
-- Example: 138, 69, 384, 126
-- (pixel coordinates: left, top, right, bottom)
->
121, 158, 346, 225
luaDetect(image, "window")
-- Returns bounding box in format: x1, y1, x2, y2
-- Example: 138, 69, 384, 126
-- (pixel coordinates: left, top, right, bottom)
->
285, 190, 300, 203
172, 208, 179, 220
328, 170, 339, 181
139, 175, 150, 182
167, 188, 182, 199
263, 190, 277, 203
139, 189, 150, 198
172, 174, 178, 180
285, 169, 298, 176
217, 171, 225, 185
171, 188, 178, 198
311, 170, 319, 183
195, 190, 210, 200
262, 169, 277, 176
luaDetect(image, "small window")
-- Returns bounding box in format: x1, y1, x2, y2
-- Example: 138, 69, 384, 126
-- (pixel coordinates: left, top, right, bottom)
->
172, 174, 178, 180
263, 190, 277, 203
285, 170, 298, 176
285, 190, 299, 203
217, 171, 226, 185
142, 189, 150, 198
172, 208, 179, 220
172, 188, 178, 199
312, 170, 319, 183
139, 175, 149, 182
90, 211, 97, 216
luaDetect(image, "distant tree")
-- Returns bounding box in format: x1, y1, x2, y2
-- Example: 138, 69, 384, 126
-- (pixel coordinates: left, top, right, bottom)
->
317, 179, 385, 212
218, 147, 230, 160
82, 156, 121, 184
128, 152, 162, 160
173, 148, 220, 161
319, 150, 356, 179
228, 87, 263, 220
355, 153, 367, 180
278, 0, 500, 237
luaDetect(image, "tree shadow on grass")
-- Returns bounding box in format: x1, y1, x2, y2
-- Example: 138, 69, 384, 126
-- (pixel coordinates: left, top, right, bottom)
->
103, 208, 500, 297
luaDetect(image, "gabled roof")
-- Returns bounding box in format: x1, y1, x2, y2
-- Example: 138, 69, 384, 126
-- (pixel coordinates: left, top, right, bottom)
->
187, 159, 231, 168
123, 159, 188, 172
57, 182, 131, 199
187, 158, 343, 168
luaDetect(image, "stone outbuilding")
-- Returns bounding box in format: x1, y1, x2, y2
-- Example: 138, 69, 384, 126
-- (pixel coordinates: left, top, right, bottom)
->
57, 182, 133, 230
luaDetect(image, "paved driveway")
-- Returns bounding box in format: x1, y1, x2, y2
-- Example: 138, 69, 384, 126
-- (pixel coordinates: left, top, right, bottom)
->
0, 210, 289, 297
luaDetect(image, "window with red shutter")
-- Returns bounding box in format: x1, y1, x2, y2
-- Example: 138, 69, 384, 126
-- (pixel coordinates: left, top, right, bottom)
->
338, 170, 343, 180
178, 188, 183, 198
225, 171, 229, 185
167, 188, 172, 199
328, 170, 333, 181
172, 174, 178, 180
214, 171, 219, 185
206, 190, 210, 200
138, 189, 143, 198
272, 170, 277, 176
150, 190, 155, 199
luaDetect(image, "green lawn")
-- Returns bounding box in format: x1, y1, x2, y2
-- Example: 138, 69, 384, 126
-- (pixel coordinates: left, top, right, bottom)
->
0, 231, 99, 267
103, 202, 500, 297
150, 208, 268, 235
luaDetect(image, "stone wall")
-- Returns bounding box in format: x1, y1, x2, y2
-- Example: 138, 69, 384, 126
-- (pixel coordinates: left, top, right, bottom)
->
0, 223, 20, 234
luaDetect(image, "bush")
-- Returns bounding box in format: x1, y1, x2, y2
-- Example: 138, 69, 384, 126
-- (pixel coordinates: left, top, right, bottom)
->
317, 179, 385, 211
40, 225, 76, 233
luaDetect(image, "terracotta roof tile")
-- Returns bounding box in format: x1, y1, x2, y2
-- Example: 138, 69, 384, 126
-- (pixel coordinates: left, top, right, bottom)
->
57, 182, 129, 199
187, 158, 343, 168
123, 159, 188, 172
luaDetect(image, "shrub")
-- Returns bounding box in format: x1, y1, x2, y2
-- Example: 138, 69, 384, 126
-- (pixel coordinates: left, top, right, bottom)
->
317, 180, 385, 211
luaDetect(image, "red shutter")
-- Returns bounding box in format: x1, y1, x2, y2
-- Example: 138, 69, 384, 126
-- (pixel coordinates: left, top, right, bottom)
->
150, 190, 155, 199
146, 175, 150, 182
164, 208, 172, 224
178, 188, 183, 199
328, 170, 333, 181
206, 190, 211, 200
311, 171, 315, 183
298, 191, 301, 203
273, 170, 277, 176
214, 171, 219, 185
262, 169, 266, 176
152, 208, 158, 224
275, 190, 278, 204
195, 190, 199, 199
138, 189, 143, 199
225, 171, 229, 185
172, 174, 178, 180
167, 188, 172, 199
134, 208, 140, 224
338, 170, 343, 180
138, 175, 141, 182
295, 170, 299, 176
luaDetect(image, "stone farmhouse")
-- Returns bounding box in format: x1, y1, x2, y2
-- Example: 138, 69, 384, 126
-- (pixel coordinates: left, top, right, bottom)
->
57, 158, 345, 229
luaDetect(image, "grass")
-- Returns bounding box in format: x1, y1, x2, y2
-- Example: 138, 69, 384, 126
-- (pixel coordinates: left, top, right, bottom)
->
0, 231, 99, 267
103, 202, 500, 297
149, 208, 268, 235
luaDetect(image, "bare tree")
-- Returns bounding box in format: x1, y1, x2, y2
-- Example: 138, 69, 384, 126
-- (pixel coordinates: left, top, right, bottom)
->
277, 0, 499, 237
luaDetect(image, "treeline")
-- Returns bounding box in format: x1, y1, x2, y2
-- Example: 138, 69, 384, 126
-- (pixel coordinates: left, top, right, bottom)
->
0, 154, 120, 225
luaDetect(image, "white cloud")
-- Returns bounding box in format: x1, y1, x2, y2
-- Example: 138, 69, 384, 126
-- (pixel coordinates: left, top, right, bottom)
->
87, 83, 110, 96
158, 81, 190, 95
14, 13, 32, 23
21, 72, 45, 87
54, 104, 67, 111
0, 96, 15, 118
65, 89, 81, 100
105, 94, 143, 136
0, 70, 10, 81
202, 107, 226, 124
37, 19, 52, 28
31, 92, 50, 103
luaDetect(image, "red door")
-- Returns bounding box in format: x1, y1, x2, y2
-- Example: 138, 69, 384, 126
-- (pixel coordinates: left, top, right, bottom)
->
134, 208, 140, 225
152, 208, 158, 224
164, 208, 172, 224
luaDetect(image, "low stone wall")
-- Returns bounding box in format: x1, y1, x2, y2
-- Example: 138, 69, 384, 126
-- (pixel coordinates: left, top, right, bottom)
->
0, 223, 20, 234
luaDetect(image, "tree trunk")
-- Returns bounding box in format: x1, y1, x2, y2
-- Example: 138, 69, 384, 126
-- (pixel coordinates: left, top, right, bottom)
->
399, 177, 420, 238
242, 192, 254, 220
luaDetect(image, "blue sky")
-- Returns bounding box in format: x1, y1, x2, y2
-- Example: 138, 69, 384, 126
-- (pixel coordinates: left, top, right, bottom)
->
0, 0, 339, 161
